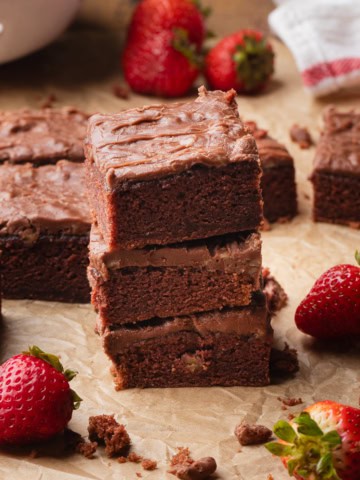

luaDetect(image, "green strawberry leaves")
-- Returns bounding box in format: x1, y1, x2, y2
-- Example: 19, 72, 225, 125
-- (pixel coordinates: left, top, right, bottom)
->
265, 412, 342, 480
24, 346, 82, 410
355, 250, 360, 266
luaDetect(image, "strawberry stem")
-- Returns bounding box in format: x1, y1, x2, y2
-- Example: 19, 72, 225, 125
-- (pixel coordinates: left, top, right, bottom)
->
355, 250, 360, 266
232, 35, 274, 92
265, 412, 342, 480
23, 346, 82, 410
172, 28, 203, 68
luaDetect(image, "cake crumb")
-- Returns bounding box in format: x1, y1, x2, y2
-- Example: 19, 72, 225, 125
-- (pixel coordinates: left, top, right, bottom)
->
128, 452, 143, 463
40, 93, 57, 109
270, 343, 299, 378
112, 84, 130, 99
142, 458, 157, 471
289, 124, 313, 149
267, 475, 274, 480
118, 456, 127, 464
88, 414, 131, 457
76, 440, 98, 459
288, 413, 295, 421
136, 473, 142, 478
234, 422, 272, 446
169, 448, 217, 479
278, 397, 303, 407
262, 268, 288, 313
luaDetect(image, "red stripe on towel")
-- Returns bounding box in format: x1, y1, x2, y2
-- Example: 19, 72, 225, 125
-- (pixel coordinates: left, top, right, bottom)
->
302, 58, 360, 86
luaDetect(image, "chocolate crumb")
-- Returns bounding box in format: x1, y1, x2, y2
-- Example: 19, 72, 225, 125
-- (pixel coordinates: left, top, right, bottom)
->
290, 124, 313, 149
288, 413, 295, 421
136, 473, 142, 478
40, 93, 57, 109
142, 458, 157, 471
244, 120, 268, 139
270, 343, 299, 378
118, 456, 127, 463
234, 422, 272, 446
278, 397, 303, 407
113, 84, 130, 100
281, 405, 287, 411
128, 451, 143, 463
76, 440, 98, 459
88, 414, 131, 458
28, 449, 38, 459
267, 475, 274, 480
169, 448, 216, 479
262, 268, 288, 313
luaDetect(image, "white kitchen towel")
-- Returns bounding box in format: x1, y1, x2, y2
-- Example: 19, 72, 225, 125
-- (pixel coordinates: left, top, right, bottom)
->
269, 0, 360, 97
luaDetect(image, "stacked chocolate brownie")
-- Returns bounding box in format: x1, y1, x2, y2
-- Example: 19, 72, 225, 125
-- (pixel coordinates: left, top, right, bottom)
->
86, 87, 273, 389
0, 107, 91, 302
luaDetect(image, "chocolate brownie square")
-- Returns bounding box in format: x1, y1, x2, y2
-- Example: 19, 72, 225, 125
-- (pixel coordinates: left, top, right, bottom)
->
85, 87, 263, 249
0, 161, 91, 302
311, 107, 360, 228
100, 294, 272, 389
88, 225, 262, 325
0, 107, 88, 165
245, 121, 297, 223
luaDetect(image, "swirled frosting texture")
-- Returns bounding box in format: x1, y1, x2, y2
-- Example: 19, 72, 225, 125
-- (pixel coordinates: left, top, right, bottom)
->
314, 106, 360, 176
85, 87, 259, 185
0, 107, 89, 164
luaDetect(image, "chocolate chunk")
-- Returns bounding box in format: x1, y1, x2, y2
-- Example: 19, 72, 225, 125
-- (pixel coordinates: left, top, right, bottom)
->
290, 124, 313, 149
170, 457, 217, 480
234, 422, 272, 446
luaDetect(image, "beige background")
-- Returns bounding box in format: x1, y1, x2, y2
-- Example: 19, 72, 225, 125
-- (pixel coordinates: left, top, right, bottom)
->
1, 2, 360, 479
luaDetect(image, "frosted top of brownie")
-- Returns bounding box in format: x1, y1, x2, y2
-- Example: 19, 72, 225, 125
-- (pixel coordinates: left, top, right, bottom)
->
0, 161, 90, 243
89, 225, 262, 281
313, 106, 360, 176
0, 107, 89, 165
86, 87, 259, 184
244, 121, 293, 168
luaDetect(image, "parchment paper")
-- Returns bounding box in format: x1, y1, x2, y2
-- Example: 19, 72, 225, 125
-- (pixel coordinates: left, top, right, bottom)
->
1, 33, 360, 480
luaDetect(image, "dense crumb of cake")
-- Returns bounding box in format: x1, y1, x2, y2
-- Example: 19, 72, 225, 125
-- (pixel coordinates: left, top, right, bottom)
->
88, 414, 130, 457
76, 440, 98, 459
169, 447, 217, 479
262, 268, 288, 313
270, 343, 299, 378
128, 452, 142, 463
142, 458, 157, 471
277, 397, 303, 407
234, 422, 272, 446
290, 124, 313, 149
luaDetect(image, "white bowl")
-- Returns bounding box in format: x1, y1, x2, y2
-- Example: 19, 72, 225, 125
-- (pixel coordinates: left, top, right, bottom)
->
0, 0, 81, 64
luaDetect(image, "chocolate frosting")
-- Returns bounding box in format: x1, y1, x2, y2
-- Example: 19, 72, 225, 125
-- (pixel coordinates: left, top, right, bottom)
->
0, 107, 89, 164
313, 106, 360, 176
101, 299, 271, 353
0, 160, 91, 244
89, 225, 262, 285
244, 121, 293, 168
85, 87, 259, 186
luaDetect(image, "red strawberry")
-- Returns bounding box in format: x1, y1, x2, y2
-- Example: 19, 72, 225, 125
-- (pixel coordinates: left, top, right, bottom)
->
0, 346, 81, 445
295, 252, 360, 339
265, 401, 360, 480
204, 29, 274, 94
123, 0, 206, 97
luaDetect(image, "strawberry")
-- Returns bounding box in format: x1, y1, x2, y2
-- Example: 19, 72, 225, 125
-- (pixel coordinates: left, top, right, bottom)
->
0, 346, 82, 445
123, 0, 207, 97
204, 29, 274, 94
295, 252, 360, 339
265, 401, 360, 480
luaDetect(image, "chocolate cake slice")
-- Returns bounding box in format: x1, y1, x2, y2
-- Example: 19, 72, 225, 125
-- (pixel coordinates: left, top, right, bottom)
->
245, 121, 297, 223
0, 107, 88, 165
88, 225, 262, 324
100, 293, 272, 389
0, 161, 91, 302
85, 87, 263, 249
311, 106, 360, 228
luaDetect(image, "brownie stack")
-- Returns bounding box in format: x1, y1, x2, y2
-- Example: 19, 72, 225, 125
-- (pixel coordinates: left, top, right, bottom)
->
85, 87, 273, 389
